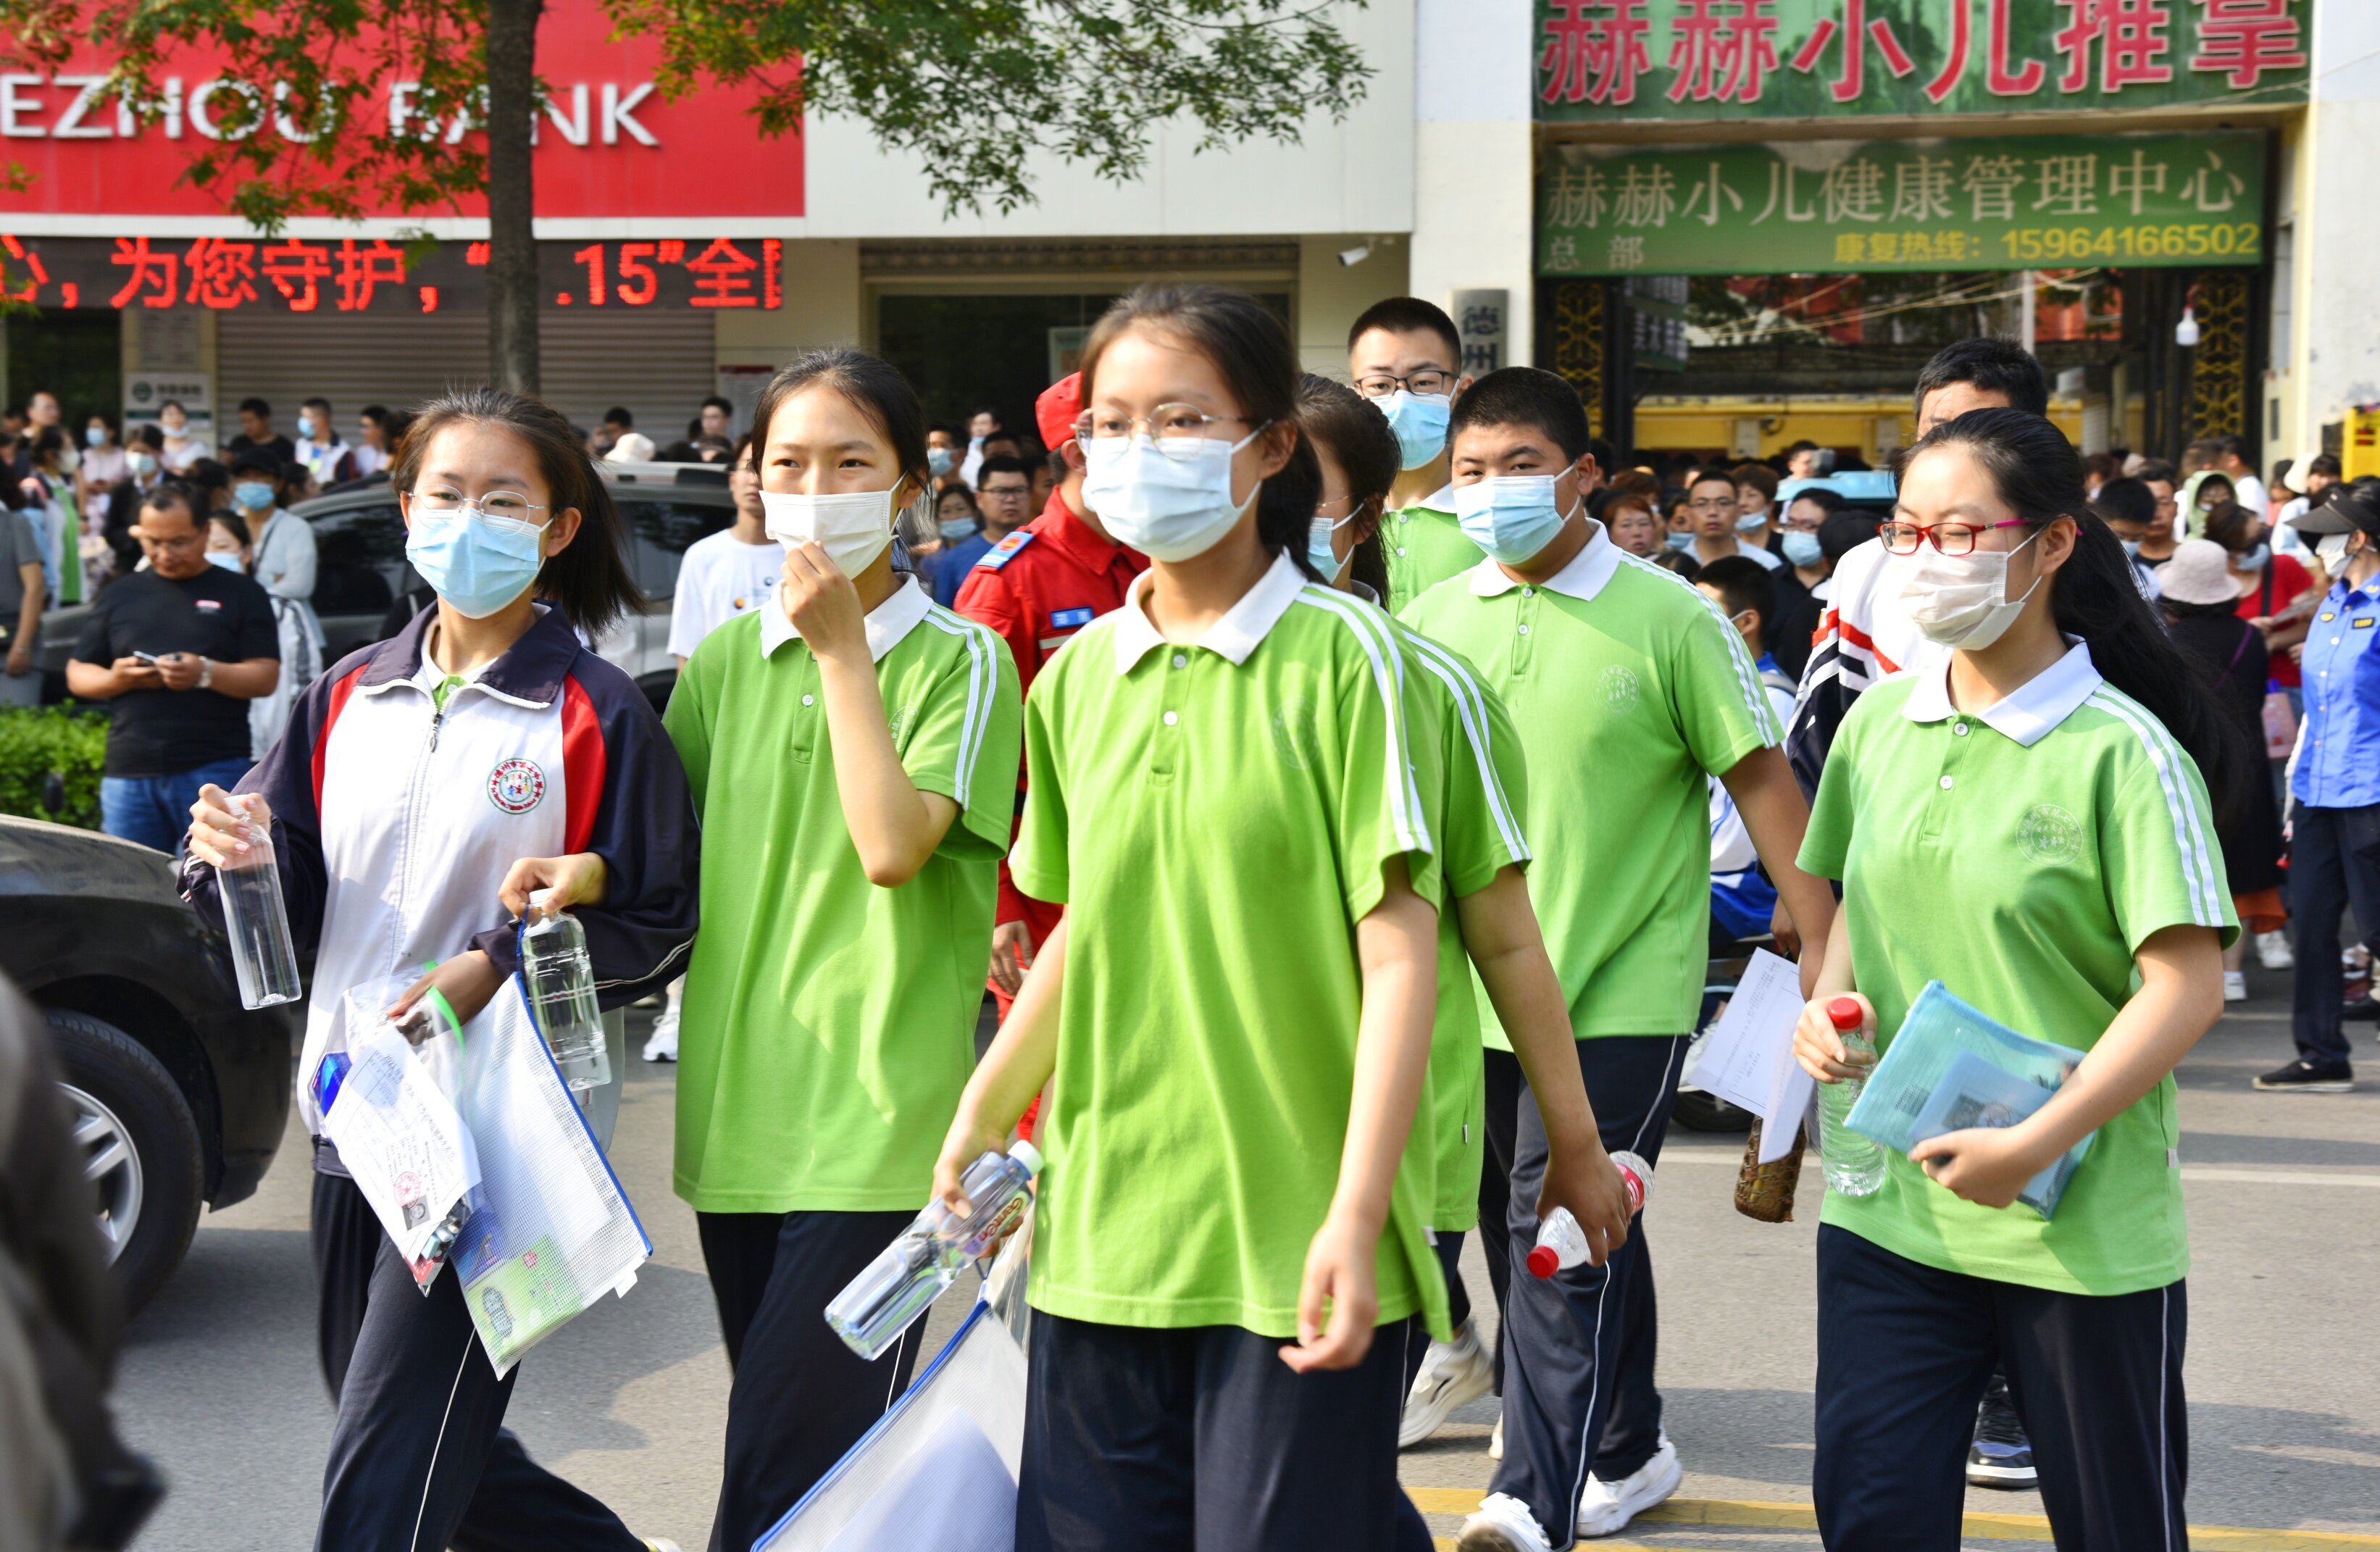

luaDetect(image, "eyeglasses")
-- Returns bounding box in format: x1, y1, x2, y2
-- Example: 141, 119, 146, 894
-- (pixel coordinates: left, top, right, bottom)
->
1879, 518, 2032, 556
135, 530, 204, 553
1353, 370, 1456, 399
1687, 495, 1738, 513
410, 487, 549, 525
1073, 405, 1258, 460
977, 483, 1032, 501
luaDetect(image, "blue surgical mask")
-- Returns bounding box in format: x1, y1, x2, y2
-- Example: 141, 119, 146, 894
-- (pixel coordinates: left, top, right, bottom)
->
939, 516, 980, 543
1080, 427, 1266, 563
128, 451, 158, 477
1781, 529, 1823, 569
233, 481, 275, 512
1307, 510, 1356, 583
298, 414, 317, 440
206, 549, 244, 572
1735, 510, 1768, 534
1377, 390, 1451, 471
85, 426, 106, 448
2240, 543, 2271, 571
1666, 529, 1696, 553
404, 508, 546, 619
1453, 475, 1575, 566
927, 446, 956, 479
2123, 539, 2143, 559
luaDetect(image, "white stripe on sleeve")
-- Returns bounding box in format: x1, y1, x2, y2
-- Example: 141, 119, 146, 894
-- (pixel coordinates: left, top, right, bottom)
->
921, 608, 995, 810
2088, 688, 2226, 927
1294, 588, 1432, 857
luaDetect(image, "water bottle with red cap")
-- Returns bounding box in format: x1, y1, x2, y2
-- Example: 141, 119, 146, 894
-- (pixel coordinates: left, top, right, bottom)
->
1525, 1151, 1652, 1278
1818, 996, 1887, 1196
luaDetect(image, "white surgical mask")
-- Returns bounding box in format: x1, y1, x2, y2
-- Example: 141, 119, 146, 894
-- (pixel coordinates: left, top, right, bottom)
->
2316, 532, 2355, 571
128, 451, 158, 477
1080, 427, 1265, 564
1895, 527, 2044, 650
761, 484, 903, 577
1453, 475, 1577, 566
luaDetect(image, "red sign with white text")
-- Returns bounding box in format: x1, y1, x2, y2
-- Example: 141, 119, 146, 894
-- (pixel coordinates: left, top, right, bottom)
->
0, 0, 803, 220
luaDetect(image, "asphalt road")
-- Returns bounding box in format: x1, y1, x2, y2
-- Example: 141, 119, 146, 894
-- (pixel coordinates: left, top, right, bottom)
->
112, 963, 2380, 1551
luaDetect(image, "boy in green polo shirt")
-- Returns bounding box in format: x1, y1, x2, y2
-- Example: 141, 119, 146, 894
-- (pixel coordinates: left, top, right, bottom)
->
1349, 297, 1485, 604
1404, 368, 1837, 1552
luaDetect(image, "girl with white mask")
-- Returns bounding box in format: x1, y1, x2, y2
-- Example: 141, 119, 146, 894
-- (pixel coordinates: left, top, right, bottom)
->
1792, 408, 2242, 1546
937, 284, 1449, 1551
662, 349, 1023, 1548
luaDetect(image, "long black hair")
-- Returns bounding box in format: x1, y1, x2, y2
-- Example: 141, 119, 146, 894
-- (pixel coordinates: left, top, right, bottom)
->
394, 386, 641, 641
1295, 373, 1397, 602
1900, 408, 2248, 820
1079, 283, 1308, 568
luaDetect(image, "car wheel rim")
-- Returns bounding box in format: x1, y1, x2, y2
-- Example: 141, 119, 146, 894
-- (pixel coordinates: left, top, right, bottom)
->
60, 1082, 143, 1265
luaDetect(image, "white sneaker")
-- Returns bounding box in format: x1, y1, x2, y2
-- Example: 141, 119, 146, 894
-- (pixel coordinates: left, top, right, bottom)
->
1576, 1432, 1682, 1537
2256, 930, 2295, 970
2224, 970, 2248, 1002
1490, 1413, 1504, 1460
643, 982, 682, 1063
1457, 1493, 1553, 1552
1400, 1317, 1495, 1447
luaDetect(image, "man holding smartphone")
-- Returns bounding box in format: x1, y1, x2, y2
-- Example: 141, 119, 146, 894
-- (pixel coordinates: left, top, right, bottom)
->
64, 485, 279, 851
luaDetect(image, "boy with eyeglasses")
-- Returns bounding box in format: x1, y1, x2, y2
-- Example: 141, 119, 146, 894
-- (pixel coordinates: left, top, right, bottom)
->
1349, 298, 1509, 604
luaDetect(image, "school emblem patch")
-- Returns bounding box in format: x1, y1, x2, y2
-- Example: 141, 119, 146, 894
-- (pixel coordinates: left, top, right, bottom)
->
2018, 803, 2082, 864
1600, 664, 1641, 712
1271, 695, 1322, 770
487, 758, 547, 815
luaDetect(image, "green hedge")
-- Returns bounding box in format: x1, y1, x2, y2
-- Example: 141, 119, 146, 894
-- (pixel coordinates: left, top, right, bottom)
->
0, 704, 107, 830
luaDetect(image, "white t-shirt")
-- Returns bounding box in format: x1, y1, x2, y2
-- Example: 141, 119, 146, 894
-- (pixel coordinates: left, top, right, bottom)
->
668, 528, 784, 660
2233, 472, 2269, 517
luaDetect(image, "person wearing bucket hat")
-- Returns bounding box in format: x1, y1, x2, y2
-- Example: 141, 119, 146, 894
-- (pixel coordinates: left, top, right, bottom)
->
2260, 479, 2380, 1091
2157, 541, 2289, 1004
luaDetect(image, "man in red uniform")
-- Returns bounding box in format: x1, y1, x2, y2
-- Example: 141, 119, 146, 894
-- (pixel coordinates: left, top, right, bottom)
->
956, 371, 1146, 1018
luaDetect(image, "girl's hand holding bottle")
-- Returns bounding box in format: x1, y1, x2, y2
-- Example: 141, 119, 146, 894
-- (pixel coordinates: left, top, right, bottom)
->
500, 852, 609, 920
185, 783, 268, 869
1795, 990, 1879, 1083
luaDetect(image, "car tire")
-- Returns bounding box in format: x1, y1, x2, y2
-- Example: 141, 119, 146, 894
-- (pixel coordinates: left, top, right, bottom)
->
1671, 1085, 1755, 1133
46, 1008, 204, 1314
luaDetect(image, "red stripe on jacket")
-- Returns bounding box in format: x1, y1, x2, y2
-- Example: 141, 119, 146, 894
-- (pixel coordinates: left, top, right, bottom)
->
561, 675, 606, 856
310, 664, 370, 812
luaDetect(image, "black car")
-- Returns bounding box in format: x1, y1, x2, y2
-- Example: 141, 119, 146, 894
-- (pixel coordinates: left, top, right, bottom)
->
39, 463, 738, 715
0, 816, 298, 1311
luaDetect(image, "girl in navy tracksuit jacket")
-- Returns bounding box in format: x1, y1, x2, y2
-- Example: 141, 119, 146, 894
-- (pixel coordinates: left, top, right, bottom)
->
183, 388, 698, 1552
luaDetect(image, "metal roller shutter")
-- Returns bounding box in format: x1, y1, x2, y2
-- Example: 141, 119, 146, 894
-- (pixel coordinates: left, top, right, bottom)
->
217, 309, 719, 443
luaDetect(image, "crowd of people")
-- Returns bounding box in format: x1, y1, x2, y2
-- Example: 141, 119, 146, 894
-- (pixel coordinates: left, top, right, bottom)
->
4, 283, 2368, 1552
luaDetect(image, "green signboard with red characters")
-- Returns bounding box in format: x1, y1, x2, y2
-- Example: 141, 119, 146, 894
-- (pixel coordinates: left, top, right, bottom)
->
1537, 130, 2264, 275
1534, 0, 2309, 122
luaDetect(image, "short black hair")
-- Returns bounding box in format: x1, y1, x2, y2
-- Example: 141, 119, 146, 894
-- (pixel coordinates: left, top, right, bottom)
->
1913, 338, 2048, 420
2134, 457, 2179, 486
2213, 433, 2247, 461
1697, 554, 1774, 627
1818, 509, 1881, 567
974, 454, 1031, 485
2095, 476, 2156, 531
230, 447, 280, 476
1687, 464, 1737, 495
1448, 367, 1591, 464
138, 480, 203, 526
301, 396, 333, 415
1347, 297, 1462, 370
237, 396, 271, 418
603, 406, 633, 427
701, 395, 734, 417
2309, 453, 2342, 478
359, 404, 389, 425
128, 422, 164, 451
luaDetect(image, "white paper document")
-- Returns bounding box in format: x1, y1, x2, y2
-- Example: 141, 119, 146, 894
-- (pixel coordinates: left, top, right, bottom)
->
1686, 947, 1815, 1165
322, 1017, 477, 1265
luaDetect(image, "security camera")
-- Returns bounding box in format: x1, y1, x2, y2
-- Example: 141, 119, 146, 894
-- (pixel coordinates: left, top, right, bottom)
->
1338, 243, 1373, 268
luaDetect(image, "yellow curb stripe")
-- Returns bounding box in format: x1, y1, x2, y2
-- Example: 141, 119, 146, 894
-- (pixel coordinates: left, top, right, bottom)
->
1407, 1492, 2380, 1551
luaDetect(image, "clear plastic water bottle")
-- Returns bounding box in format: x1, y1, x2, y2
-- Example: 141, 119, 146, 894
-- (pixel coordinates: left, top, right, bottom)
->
826, 1140, 1043, 1359
1819, 996, 1887, 1197
520, 888, 609, 1092
215, 793, 301, 1009
1527, 1149, 1652, 1277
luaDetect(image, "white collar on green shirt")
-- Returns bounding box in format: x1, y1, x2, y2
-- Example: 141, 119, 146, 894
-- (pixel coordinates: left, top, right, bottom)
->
758, 570, 932, 663
1111, 549, 1306, 673
1900, 638, 2101, 747
1467, 515, 1621, 603
1398, 482, 1455, 514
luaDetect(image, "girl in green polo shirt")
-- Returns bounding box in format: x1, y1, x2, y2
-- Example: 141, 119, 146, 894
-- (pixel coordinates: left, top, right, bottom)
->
1791, 407, 2242, 1549
932, 285, 1449, 1550
662, 349, 1022, 1548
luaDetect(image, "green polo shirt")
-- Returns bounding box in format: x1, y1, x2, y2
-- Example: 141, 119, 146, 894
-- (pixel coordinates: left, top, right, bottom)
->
664, 576, 1023, 1213
1389, 616, 1533, 1230
1013, 554, 1449, 1339
1798, 643, 2235, 1296
1383, 487, 1479, 609
1401, 525, 1784, 1044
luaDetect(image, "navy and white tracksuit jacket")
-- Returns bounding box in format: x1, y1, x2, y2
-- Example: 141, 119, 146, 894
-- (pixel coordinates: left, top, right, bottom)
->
184, 604, 699, 1146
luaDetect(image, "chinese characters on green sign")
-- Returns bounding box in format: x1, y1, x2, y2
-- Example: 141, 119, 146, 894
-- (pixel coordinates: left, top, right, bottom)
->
1535, 0, 2308, 122
1537, 131, 2263, 276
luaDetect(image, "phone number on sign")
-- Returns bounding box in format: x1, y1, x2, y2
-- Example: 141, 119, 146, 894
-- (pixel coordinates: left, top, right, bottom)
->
1999, 223, 2261, 262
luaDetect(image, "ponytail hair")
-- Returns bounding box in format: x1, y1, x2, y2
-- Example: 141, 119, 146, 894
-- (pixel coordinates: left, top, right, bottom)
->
1899, 407, 2250, 821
